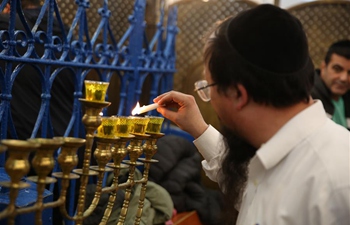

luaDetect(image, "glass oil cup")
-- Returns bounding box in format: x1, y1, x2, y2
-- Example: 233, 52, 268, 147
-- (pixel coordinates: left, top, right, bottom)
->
129, 116, 150, 135
97, 116, 117, 138
84, 80, 109, 102
145, 116, 164, 134
116, 116, 135, 137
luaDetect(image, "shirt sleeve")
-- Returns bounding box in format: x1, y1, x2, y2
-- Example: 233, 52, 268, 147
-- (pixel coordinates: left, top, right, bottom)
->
193, 125, 226, 183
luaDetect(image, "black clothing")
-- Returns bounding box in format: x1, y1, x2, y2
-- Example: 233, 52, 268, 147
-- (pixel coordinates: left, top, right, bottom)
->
311, 70, 350, 129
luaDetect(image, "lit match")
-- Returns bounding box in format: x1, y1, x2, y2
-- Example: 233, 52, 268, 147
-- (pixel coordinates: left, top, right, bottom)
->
132, 102, 159, 115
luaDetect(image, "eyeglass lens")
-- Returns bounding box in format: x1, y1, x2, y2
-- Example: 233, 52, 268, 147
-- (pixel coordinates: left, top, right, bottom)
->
194, 80, 211, 102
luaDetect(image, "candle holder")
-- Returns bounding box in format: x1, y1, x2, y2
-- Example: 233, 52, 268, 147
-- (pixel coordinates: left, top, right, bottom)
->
51, 137, 86, 220
115, 116, 134, 138
0, 97, 167, 225
73, 80, 110, 224
97, 116, 118, 138
129, 116, 150, 136
84, 80, 110, 102
97, 116, 133, 224
134, 116, 165, 225
0, 140, 40, 225
26, 138, 64, 225
71, 98, 110, 225
106, 116, 136, 170
52, 137, 86, 180
1, 137, 84, 225
84, 135, 116, 219
145, 116, 164, 134
117, 116, 150, 225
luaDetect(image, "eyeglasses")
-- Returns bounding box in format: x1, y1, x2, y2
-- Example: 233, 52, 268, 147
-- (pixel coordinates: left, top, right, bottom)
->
194, 80, 217, 102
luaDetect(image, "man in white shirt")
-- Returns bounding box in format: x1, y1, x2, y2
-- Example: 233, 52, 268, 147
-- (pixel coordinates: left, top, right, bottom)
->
154, 4, 350, 225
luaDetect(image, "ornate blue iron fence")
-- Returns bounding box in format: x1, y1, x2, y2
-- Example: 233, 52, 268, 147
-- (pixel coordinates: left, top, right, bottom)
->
0, 0, 178, 164
0, 0, 178, 224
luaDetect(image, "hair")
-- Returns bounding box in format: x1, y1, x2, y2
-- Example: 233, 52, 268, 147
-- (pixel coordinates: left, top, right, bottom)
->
219, 126, 256, 224
324, 40, 350, 65
204, 5, 315, 108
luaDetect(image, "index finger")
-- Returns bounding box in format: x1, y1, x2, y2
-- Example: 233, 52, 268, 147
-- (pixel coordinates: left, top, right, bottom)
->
153, 91, 181, 105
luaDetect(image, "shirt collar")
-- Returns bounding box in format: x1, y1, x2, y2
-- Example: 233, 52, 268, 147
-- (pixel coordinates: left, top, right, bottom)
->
256, 100, 328, 170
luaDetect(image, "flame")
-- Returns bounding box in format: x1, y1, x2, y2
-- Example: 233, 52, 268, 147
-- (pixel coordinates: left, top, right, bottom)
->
131, 102, 141, 115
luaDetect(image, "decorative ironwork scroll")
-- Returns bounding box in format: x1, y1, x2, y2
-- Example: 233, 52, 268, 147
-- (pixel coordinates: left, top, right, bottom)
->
0, 0, 177, 152
0, 0, 178, 224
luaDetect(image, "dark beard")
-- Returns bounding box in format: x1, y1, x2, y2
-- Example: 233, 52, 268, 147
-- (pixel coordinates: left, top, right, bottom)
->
220, 125, 257, 224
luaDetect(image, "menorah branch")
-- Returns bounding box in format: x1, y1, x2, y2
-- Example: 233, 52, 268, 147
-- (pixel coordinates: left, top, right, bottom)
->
0, 86, 166, 225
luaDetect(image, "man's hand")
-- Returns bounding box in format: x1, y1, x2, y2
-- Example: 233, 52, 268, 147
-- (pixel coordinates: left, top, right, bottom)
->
154, 91, 208, 138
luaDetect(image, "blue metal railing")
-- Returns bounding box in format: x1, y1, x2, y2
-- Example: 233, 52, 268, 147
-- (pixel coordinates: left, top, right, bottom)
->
0, 0, 178, 161
0, 0, 178, 224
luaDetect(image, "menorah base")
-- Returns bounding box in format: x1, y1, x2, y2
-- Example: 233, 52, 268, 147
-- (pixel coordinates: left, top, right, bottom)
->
0, 168, 53, 225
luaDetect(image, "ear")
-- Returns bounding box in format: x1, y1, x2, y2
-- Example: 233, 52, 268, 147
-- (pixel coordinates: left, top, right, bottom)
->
233, 84, 249, 110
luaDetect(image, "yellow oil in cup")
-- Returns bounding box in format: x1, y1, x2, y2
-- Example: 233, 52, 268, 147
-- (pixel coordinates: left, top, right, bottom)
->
145, 116, 164, 134
116, 116, 133, 137
129, 116, 150, 135
84, 80, 109, 102
97, 116, 117, 138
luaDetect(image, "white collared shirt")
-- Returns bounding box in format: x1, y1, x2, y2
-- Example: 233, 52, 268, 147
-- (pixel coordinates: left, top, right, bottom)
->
193, 101, 350, 225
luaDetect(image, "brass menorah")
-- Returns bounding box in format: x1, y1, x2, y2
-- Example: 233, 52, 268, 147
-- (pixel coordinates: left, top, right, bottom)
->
0, 80, 165, 225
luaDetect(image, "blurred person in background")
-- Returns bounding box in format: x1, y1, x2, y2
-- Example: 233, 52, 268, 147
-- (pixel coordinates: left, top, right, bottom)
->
311, 40, 350, 130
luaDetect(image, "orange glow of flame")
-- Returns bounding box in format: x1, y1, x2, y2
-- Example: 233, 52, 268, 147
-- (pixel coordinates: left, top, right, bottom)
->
131, 102, 141, 115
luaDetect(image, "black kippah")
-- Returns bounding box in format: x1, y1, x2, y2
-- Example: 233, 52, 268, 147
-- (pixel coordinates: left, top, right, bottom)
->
226, 4, 314, 77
